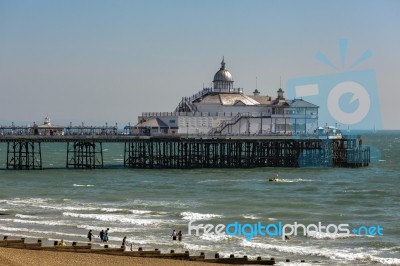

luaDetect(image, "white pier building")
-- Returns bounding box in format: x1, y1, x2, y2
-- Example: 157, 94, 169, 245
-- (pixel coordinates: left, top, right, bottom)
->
134, 58, 318, 136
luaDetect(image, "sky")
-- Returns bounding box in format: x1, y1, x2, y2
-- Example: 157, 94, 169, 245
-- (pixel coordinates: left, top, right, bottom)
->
0, 0, 399, 129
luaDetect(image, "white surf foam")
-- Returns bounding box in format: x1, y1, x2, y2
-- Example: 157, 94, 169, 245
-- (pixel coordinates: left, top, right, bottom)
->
199, 233, 230, 241
76, 224, 137, 233
15, 214, 42, 219
4, 198, 52, 206
183, 242, 215, 251
130, 210, 152, 214
99, 208, 125, 213
130, 199, 190, 208
198, 179, 220, 184
306, 230, 352, 240
63, 212, 160, 225
273, 178, 313, 183
0, 225, 83, 238
181, 212, 223, 221
73, 184, 95, 187
242, 214, 261, 220
39, 205, 98, 211
11, 218, 72, 226
241, 240, 400, 265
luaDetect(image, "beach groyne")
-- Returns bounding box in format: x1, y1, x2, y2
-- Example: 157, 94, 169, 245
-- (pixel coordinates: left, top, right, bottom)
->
0, 236, 312, 265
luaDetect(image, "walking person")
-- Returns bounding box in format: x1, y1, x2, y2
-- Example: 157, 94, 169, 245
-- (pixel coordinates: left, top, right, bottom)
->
171, 229, 177, 240
177, 230, 183, 241
99, 230, 104, 243
122, 236, 127, 247
87, 230, 94, 242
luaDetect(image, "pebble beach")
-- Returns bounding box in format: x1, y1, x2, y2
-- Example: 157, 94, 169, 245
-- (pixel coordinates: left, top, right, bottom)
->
0, 247, 227, 266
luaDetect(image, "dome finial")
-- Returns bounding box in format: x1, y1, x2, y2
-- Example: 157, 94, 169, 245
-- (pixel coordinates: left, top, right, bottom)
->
221, 56, 225, 69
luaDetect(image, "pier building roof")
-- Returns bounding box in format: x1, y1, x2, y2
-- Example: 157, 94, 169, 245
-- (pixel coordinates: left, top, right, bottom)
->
195, 93, 261, 106
288, 99, 319, 108
135, 117, 168, 128
247, 95, 273, 105
219, 93, 259, 106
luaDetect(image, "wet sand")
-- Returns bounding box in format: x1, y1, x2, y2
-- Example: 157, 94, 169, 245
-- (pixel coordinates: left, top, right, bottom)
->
0, 247, 226, 266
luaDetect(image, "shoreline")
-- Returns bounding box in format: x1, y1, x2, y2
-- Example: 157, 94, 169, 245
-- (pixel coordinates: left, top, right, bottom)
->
0, 237, 280, 265
0, 247, 228, 266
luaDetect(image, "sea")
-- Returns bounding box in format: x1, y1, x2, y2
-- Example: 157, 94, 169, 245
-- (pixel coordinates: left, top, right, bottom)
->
0, 131, 399, 265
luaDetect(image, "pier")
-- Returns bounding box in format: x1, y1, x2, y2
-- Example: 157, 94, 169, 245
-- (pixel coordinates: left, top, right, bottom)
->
0, 134, 370, 170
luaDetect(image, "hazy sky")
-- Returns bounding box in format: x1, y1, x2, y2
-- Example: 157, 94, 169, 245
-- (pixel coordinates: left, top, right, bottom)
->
1, 0, 399, 128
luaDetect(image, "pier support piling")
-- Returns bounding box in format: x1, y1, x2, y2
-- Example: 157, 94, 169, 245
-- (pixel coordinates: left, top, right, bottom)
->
66, 141, 103, 169
6, 141, 42, 170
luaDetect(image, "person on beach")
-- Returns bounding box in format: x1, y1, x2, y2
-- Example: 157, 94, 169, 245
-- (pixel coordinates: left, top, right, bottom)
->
171, 230, 177, 240
122, 236, 127, 246
87, 230, 94, 242
177, 230, 182, 241
99, 230, 104, 243
103, 228, 109, 243
59, 239, 66, 246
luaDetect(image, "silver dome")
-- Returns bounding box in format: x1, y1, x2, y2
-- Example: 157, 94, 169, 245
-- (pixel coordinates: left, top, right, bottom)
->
213, 57, 233, 82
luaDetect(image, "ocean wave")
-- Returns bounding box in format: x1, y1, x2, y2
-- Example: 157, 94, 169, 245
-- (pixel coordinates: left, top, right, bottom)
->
63, 212, 160, 225
5, 218, 72, 227
0, 225, 35, 233
242, 214, 261, 220
130, 210, 152, 214
15, 214, 42, 219
342, 189, 386, 194
73, 184, 95, 187
129, 199, 190, 208
199, 233, 231, 241
198, 179, 220, 184
0, 225, 83, 238
99, 207, 127, 213
183, 242, 215, 251
306, 230, 352, 240
76, 224, 137, 233
2, 198, 91, 213
3, 198, 53, 206
240, 240, 400, 265
180, 212, 223, 221
272, 178, 313, 183
39, 205, 98, 211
